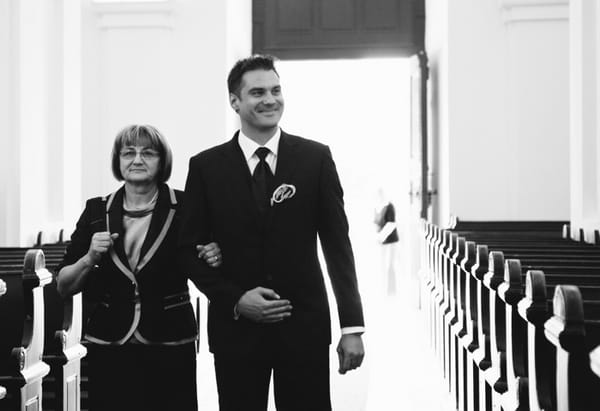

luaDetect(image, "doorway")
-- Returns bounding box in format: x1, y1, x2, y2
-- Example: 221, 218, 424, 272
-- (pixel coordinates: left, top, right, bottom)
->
277, 58, 415, 410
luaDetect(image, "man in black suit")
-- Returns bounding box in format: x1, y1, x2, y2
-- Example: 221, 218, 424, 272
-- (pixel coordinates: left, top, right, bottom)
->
178, 55, 365, 411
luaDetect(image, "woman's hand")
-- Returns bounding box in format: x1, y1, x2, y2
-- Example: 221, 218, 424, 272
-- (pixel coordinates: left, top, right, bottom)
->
197, 242, 222, 267
87, 231, 119, 264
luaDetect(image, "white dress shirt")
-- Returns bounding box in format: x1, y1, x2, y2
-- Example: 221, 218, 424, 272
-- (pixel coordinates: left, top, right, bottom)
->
238, 128, 280, 175
237, 129, 364, 336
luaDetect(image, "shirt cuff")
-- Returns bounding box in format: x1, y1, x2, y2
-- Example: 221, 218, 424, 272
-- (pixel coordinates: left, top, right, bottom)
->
341, 326, 365, 335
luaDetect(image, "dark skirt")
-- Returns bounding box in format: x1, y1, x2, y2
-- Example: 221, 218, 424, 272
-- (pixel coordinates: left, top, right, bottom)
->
86, 342, 198, 411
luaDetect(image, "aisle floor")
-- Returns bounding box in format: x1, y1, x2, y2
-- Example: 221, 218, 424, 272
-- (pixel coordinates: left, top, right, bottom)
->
195, 232, 454, 411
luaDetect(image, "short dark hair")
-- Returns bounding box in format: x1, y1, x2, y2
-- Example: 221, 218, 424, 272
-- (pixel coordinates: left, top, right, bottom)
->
227, 54, 279, 97
111, 124, 173, 183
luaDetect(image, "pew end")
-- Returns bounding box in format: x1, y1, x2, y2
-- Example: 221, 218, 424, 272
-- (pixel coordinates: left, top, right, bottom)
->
545, 285, 600, 411
0, 249, 52, 410
0, 246, 85, 411
421, 219, 600, 411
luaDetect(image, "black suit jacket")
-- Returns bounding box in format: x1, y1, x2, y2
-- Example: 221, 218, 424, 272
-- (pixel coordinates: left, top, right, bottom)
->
58, 184, 198, 345
179, 131, 364, 354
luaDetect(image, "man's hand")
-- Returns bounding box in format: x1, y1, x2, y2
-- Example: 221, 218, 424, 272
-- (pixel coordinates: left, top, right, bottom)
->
197, 242, 222, 267
87, 232, 119, 264
337, 333, 365, 374
237, 287, 292, 323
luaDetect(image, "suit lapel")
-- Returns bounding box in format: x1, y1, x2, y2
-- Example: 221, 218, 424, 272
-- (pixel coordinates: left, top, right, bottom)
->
136, 184, 177, 273
138, 184, 169, 265
273, 132, 299, 189
266, 132, 299, 228
140, 185, 170, 261
105, 187, 130, 271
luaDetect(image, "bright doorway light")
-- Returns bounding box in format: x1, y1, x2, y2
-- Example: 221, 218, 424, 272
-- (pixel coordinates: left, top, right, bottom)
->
276, 58, 411, 237
92, 0, 167, 3
275, 57, 412, 411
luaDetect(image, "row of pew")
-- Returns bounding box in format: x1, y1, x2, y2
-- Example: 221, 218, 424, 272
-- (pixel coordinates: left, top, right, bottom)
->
0, 243, 86, 411
420, 219, 600, 411
0, 241, 203, 411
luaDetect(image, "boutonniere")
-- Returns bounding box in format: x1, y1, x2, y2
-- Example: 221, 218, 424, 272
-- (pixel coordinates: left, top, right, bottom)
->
271, 183, 296, 206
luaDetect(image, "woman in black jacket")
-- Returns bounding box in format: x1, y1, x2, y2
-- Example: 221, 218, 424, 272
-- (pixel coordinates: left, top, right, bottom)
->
57, 124, 220, 410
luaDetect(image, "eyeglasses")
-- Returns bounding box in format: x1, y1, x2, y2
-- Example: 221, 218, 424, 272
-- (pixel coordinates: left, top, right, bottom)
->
120, 148, 160, 161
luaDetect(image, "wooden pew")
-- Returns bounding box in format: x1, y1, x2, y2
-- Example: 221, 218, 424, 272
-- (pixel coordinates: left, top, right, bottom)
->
483, 252, 597, 410
42, 279, 87, 411
468, 246, 600, 411
521, 270, 600, 411
0, 250, 52, 410
0, 245, 85, 411
589, 343, 600, 398
422, 224, 446, 371
499, 259, 600, 411
0, 277, 6, 404
545, 285, 600, 411
441, 237, 573, 411
421, 221, 600, 411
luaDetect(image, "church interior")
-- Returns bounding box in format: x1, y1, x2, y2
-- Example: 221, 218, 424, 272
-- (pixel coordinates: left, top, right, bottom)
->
1, 0, 600, 410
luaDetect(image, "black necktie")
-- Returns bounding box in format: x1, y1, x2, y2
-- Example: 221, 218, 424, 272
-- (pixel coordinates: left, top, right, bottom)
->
252, 147, 273, 213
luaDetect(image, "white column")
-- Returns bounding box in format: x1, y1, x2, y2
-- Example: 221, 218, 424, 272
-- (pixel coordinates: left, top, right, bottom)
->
0, 0, 19, 246
61, 0, 83, 236
569, 0, 600, 242
16, 0, 52, 246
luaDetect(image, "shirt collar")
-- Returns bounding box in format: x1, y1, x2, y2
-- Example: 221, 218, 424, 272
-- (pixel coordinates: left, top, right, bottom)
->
238, 128, 281, 161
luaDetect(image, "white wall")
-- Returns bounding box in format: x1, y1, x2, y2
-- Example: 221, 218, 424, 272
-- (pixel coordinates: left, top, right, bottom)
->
0, 0, 251, 246
80, 0, 251, 199
427, 0, 569, 224
83, 0, 230, 198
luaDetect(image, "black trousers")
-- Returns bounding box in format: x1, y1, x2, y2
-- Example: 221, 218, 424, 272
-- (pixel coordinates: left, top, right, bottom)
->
213, 339, 331, 411
87, 342, 198, 411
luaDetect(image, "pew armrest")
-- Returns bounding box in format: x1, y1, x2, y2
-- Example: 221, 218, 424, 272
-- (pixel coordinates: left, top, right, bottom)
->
544, 285, 585, 352
590, 345, 600, 379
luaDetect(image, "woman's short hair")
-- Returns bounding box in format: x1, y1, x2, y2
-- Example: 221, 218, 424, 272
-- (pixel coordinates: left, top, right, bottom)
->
111, 124, 173, 183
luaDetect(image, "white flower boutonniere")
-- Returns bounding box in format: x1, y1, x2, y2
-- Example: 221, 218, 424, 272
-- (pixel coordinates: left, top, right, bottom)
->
271, 183, 296, 206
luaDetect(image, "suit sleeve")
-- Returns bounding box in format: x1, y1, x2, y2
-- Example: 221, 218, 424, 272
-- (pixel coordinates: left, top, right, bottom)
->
316, 146, 365, 329
178, 155, 244, 315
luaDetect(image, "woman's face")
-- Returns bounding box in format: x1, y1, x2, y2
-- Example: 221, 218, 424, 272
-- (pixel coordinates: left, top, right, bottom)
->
119, 145, 161, 185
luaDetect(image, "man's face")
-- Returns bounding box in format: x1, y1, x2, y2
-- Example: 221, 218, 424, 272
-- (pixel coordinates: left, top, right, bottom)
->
231, 69, 284, 134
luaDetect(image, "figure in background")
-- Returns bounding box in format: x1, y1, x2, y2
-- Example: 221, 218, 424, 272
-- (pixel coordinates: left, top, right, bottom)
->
374, 187, 400, 296
56, 125, 221, 411
178, 54, 365, 411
